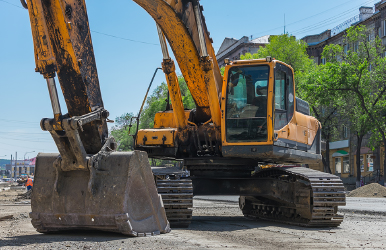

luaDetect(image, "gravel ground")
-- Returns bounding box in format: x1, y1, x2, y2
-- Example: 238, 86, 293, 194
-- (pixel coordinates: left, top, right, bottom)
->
1, 189, 386, 249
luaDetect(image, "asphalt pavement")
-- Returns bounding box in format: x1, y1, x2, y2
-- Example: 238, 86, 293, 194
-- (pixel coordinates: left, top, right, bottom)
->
194, 196, 386, 214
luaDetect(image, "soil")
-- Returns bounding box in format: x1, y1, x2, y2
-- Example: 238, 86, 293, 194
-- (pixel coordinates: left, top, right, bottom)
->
1, 188, 386, 249
347, 183, 386, 198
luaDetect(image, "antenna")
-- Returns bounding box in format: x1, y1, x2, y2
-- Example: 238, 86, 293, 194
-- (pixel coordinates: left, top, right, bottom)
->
284, 14, 286, 34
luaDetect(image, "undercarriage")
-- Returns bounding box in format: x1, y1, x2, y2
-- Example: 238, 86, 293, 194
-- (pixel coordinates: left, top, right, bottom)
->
157, 159, 346, 228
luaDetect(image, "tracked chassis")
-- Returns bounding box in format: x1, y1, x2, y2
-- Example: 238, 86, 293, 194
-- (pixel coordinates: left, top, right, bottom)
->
152, 166, 193, 228
239, 167, 346, 227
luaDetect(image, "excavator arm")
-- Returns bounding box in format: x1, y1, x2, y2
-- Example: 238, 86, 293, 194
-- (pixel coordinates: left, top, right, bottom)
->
24, 0, 170, 236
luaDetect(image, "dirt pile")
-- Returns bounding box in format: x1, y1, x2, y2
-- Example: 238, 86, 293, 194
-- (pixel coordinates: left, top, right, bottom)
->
347, 183, 386, 198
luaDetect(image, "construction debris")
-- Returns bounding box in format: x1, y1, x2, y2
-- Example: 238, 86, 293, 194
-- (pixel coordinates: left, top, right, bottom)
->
347, 183, 386, 198
0, 215, 14, 221
17, 189, 32, 200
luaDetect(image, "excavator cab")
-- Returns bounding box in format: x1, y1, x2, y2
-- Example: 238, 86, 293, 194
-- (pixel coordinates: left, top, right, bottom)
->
221, 58, 322, 164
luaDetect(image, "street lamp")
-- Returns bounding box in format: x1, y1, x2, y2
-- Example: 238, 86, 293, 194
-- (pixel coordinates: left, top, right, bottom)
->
24, 151, 35, 160
23, 151, 35, 176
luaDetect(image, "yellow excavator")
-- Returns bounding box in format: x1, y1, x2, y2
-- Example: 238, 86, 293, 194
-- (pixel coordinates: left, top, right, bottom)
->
21, 0, 345, 236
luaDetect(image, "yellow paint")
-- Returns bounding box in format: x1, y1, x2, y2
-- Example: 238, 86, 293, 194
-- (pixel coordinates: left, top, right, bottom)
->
132, 0, 222, 119
200, 57, 221, 130
154, 110, 192, 129
162, 59, 187, 129
26, 0, 56, 78
136, 129, 177, 147
221, 60, 274, 146
275, 60, 320, 146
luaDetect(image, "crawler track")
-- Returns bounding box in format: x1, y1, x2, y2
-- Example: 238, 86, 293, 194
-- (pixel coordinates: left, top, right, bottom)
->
240, 167, 346, 227
156, 179, 193, 228
152, 166, 193, 228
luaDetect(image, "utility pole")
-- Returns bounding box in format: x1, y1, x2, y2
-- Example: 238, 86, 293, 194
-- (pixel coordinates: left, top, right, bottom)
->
10, 154, 12, 179
15, 152, 17, 179
284, 14, 286, 34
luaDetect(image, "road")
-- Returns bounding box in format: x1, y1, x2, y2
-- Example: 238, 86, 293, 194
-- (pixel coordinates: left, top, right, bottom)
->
1, 189, 386, 249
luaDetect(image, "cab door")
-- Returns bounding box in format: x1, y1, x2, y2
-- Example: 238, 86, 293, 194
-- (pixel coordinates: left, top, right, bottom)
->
273, 63, 297, 148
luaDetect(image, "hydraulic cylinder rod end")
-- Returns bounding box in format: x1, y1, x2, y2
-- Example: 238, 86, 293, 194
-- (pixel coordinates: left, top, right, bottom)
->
46, 78, 62, 117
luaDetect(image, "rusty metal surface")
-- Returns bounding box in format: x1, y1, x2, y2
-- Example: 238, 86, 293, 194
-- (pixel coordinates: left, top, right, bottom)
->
30, 152, 170, 236
27, 0, 107, 154
240, 167, 346, 227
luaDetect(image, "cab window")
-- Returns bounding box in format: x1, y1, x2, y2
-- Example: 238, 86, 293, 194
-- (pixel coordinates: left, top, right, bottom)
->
226, 65, 269, 142
274, 63, 294, 130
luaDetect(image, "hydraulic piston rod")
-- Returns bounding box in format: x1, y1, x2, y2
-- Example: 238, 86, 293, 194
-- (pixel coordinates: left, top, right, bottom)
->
46, 77, 62, 130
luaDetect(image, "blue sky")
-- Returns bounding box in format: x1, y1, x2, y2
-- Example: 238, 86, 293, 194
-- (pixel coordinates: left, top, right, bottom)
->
0, 0, 381, 159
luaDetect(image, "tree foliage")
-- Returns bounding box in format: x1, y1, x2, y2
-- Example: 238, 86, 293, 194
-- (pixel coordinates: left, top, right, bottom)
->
110, 113, 135, 151
111, 75, 195, 151
241, 34, 315, 90
302, 25, 386, 183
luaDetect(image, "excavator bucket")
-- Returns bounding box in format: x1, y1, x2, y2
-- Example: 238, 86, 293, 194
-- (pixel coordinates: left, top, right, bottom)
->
30, 151, 170, 236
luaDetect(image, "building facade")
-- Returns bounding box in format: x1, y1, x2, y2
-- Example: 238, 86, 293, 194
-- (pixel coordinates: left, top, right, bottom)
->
216, 35, 271, 67
9, 158, 36, 178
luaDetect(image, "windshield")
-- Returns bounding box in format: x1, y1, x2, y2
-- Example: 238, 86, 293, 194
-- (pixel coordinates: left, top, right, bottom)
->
226, 65, 269, 142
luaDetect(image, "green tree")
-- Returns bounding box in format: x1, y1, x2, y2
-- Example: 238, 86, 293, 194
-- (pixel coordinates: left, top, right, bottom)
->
304, 25, 386, 185
241, 34, 315, 89
111, 75, 195, 150
110, 113, 135, 151
139, 76, 195, 129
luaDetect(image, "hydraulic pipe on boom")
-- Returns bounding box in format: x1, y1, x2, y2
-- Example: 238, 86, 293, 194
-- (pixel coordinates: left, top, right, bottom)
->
157, 24, 187, 129
193, 1, 221, 130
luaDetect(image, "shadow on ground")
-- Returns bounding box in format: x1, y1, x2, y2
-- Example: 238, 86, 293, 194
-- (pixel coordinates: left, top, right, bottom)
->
0, 230, 128, 248
0, 216, 343, 248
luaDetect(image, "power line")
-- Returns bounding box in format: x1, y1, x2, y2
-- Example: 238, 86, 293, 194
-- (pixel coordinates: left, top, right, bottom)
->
0, 141, 52, 151
91, 30, 159, 45
0, 118, 39, 124
0, 136, 52, 143
0, 131, 47, 135
252, 0, 355, 37
0, 0, 24, 9
0, 1, 160, 46
253, 0, 376, 38
291, 0, 376, 36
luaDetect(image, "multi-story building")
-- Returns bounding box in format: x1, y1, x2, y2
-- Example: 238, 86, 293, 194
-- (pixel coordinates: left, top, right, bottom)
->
301, 1, 386, 188
216, 35, 271, 67
10, 158, 36, 178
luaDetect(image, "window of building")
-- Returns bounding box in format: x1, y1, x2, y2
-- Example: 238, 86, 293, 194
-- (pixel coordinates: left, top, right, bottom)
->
360, 155, 364, 172
335, 157, 342, 174
367, 154, 374, 171
384, 20, 386, 37
321, 58, 326, 65
343, 156, 350, 173
344, 44, 349, 54
343, 125, 348, 139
